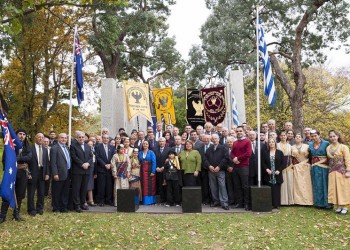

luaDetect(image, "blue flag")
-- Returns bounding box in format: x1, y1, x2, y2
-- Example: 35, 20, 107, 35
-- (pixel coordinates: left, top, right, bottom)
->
231, 89, 239, 126
258, 18, 276, 106
0, 111, 22, 208
74, 31, 84, 105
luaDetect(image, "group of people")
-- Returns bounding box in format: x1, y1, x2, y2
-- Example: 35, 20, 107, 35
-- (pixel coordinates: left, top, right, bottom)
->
1, 119, 349, 223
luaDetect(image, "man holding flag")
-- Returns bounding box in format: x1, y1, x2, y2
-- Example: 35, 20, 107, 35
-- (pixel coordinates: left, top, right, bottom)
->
0, 110, 31, 223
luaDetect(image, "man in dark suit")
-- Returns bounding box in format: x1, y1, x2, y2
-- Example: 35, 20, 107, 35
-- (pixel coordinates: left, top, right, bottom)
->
197, 134, 212, 205
225, 136, 236, 206
248, 131, 259, 186
95, 134, 116, 206
205, 134, 229, 210
70, 131, 93, 212
155, 137, 170, 203
219, 127, 229, 145
171, 135, 184, 155
190, 130, 204, 150
50, 133, 71, 213
135, 131, 149, 150
147, 131, 158, 151
27, 133, 50, 216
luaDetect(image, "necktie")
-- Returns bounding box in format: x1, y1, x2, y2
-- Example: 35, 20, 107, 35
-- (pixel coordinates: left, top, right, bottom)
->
176, 147, 179, 154
62, 146, 70, 169
205, 145, 208, 153
252, 142, 255, 154
81, 144, 85, 152
214, 145, 217, 151
38, 145, 43, 167
160, 148, 163, 153
104, 144, 108, 158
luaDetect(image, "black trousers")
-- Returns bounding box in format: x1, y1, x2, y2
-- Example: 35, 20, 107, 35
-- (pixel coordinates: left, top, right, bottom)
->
269, 183, 281, 208
97, 172, 113, 204
51, 177, 70, 212
0, 169, 27, 218
183, 173, 197, 187
156, 172, 167, 202
225, 171, 235, 205
233, 167, 250, 206
27, 169, 46, 214
72, 173, 89, 208
166, 180, 180, 204
44, 176, 51, 196
200, 170, 211, 204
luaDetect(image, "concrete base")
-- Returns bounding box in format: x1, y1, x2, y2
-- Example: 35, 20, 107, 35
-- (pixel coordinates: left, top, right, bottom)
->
182, 186, 202, 213
251, 186, 272, 212
117, 188, 139, 212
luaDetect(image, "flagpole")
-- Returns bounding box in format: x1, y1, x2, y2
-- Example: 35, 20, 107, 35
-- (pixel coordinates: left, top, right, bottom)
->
68, 26, 77, 147
228, 77, 233, 129
256, 7, 261, 188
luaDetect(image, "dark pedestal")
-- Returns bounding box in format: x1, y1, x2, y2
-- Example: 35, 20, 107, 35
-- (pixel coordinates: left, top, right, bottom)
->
182, 186, 202, 213
117, 188, 139, 212
251, 186, 272, 212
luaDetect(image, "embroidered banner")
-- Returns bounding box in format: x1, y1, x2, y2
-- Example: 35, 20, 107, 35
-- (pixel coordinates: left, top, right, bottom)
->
124, 81, 153, 124
152, 87, 176, 125
186, 89, 205, 128
200, 86, 226, 125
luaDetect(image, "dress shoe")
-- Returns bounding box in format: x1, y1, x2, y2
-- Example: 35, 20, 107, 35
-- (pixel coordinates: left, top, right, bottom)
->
75, 207, 82, 213
87, 202, 97, 207
60, 209, 69, 213
233, 204, 244, 208
13, 215, 24, 222
28, 211, 36, 217
0, 217, 6, 224
245, 205, 251, 211
222, 206, 230, 210
81, 205, 89, 211
37, 210, 44, 215
210, 202, 220, 207
98, 203, 105, 207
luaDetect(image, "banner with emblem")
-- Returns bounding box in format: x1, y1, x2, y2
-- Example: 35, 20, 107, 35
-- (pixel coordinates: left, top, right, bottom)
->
200, 86, 226, 126
152, 87, 176, 125
124, 81, 153, 124
186, 89, 205, 128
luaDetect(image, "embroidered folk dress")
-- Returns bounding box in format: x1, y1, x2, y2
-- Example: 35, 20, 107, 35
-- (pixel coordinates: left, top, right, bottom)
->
111, 153, 131, 206
326, 144, 350, 206
129, 155, 142, 202
291, 143, 313, 205
309, 139, 330, 208
139, 150, 157, 205
278, 142, 294, 205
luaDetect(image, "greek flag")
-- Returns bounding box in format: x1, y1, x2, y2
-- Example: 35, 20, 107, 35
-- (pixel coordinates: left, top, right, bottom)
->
232, 89, 239, 126
258, 18, 276, 106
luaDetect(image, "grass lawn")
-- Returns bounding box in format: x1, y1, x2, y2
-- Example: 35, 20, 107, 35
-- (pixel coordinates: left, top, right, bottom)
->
0, 205, 349, 249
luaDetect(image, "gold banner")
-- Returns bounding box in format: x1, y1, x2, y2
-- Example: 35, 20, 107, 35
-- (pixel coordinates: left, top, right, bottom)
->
124, 81, 153, 124
152, 87, 176, 125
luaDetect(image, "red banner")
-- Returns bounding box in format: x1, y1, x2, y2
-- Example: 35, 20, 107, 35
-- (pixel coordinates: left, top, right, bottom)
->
200, 87, 226, 126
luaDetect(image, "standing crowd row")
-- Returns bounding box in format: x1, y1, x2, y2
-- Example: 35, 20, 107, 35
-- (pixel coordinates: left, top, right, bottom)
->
0, 119, 349, 223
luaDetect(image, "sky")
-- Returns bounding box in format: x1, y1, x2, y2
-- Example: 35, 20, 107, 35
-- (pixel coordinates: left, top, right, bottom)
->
167, 0, 350, 69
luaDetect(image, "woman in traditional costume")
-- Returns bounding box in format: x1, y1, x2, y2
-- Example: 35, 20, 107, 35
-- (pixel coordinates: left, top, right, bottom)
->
139, 140, 156, 205
278, 131, 294, 205
111, 144, 131, 207
129, 148, 142, 202
309, 129, 330, 208
262, 138, 285, 209
327, 130, 350, 214
291, 133, 313, 205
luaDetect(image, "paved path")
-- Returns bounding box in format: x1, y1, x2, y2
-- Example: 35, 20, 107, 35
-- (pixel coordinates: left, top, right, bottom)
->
85, 204, 277, 214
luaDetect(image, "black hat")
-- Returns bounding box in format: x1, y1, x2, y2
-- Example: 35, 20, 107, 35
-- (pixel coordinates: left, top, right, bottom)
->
167, 150, 177, 157
16, 128, 27, 135
119, 128, 125, 132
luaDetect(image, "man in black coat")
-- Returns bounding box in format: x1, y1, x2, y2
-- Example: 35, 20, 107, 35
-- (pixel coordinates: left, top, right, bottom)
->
155, 137, 170, 203
94, 134, 116, 206
197, 134, 212, 205
0, 128, 32, 223
70, 131, 93, 212
205, 134, 229, 210
50, 133, 71, 213
27, 133, 50, 216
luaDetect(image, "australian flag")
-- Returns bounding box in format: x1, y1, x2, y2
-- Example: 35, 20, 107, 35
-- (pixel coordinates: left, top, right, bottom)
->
0, 111, 22, 208
74, 30, 84, 105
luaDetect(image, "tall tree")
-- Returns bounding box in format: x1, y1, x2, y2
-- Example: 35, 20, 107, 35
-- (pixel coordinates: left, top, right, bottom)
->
189, 0, 350, 132
89, 0, 181, 82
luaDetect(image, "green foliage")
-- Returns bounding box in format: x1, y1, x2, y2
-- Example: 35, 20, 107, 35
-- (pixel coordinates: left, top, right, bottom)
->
89, 0, 181, 81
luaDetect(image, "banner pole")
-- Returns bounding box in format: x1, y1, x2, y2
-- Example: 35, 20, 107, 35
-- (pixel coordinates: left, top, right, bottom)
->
68, 26, 77, 147
256, 7, 261, 188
